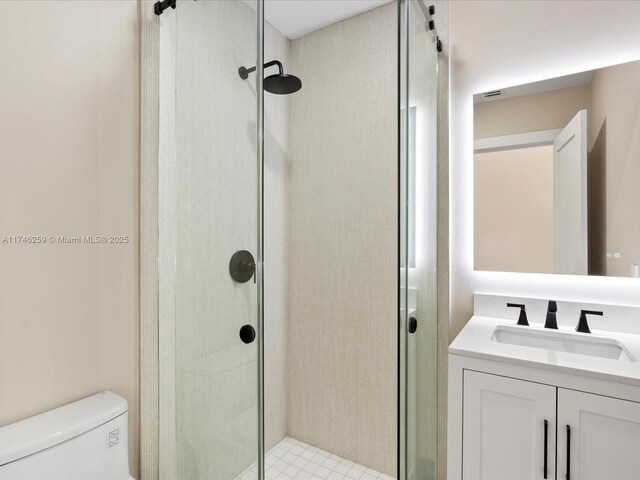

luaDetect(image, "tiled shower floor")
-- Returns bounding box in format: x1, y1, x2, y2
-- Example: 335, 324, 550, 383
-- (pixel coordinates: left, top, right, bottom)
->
236, 437, 395, 480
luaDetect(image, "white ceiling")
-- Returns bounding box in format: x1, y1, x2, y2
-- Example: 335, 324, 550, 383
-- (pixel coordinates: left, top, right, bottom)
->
264, 0, 393, 40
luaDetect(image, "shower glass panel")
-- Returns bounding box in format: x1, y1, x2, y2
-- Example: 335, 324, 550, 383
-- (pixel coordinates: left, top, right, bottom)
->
400, 1, 439, 479
399, 1, 409, 478
155, 0, 438, 478
160, 1, 264, 479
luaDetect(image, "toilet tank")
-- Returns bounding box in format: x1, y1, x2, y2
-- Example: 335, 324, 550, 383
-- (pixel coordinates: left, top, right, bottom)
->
0, 391, 133, 480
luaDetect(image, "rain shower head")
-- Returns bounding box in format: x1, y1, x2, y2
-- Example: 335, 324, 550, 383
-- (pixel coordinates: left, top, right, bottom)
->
264, 73, 302, 95
238, 60, 302, 95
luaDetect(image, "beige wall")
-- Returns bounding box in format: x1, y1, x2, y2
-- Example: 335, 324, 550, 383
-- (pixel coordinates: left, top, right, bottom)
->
450, 0, 640, 340
0, 0, 139, 475
287, 3, 397, 475
474, 146, 554, 273
590, 60, 640, 277
474, 84, 590, 139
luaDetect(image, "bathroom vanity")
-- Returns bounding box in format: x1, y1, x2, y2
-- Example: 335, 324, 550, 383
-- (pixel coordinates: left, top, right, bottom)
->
448, 294, 640, 480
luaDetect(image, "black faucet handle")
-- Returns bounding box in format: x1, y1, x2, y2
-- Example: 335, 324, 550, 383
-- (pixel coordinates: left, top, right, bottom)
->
576, 310, 603, 334
544, 300, 559, 329
507, 303, 529, 326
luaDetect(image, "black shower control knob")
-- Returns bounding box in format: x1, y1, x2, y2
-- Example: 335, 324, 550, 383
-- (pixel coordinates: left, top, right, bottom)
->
428, 19, 435, 31
230, 250, 256, 283
429, 5, 435, 15
408, 317, 418, 334
239, 325, 256, 344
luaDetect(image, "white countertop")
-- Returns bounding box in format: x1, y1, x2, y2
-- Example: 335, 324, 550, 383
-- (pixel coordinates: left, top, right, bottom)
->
450, 315, 640, 386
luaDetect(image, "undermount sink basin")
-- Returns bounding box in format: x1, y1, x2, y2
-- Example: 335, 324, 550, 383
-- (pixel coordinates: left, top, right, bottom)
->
492, 326, 637, 362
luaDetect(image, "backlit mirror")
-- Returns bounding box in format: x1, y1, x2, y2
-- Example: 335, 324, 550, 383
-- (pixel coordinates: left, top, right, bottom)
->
473, 59, 640, 278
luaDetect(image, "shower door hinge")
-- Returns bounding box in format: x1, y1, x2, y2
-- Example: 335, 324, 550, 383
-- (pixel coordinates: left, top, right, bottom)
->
154, 0, 176, 16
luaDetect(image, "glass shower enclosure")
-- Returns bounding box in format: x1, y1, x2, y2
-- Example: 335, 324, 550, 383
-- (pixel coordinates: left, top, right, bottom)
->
399, 1, 440, 479
158, 1, 263, 478
155, 1, 440, 478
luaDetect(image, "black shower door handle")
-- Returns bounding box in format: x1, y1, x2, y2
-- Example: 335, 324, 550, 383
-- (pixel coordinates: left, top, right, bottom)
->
408, 316, 418, 334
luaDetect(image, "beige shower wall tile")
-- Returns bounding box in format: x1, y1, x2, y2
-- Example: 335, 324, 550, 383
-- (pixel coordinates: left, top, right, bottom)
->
286, 3, 398, 476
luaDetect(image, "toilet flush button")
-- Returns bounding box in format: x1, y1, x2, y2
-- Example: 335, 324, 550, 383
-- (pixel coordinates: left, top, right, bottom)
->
108, 428, 120, 447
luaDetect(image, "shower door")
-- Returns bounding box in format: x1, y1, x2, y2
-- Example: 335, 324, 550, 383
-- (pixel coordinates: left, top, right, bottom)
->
399, 1, 439, 479
159, 1, 265, 479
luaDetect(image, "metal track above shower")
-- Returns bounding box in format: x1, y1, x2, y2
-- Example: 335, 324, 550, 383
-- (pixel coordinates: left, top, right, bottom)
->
417, 0, 443, 54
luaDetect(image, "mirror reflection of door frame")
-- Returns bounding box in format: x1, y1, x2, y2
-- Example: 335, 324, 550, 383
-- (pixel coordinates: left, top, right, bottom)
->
474, 128, 561, 154
553, 109, 588, 275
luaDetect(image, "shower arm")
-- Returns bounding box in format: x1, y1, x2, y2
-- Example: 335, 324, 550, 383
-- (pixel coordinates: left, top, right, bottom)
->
238, 60, 284, 80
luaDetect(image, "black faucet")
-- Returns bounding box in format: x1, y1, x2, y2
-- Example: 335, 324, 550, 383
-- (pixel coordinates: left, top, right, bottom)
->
507, 303, 529, 326
576, 310, 603, 334
544, 300, 558, 329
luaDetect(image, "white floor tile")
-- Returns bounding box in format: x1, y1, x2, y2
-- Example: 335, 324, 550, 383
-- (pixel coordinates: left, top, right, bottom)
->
235, 437, 394, 480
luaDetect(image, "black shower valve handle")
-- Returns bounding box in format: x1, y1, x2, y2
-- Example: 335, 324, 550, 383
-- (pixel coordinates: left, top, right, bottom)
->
243, 259, 257, 284
507, 303, 529, 326
238, 258, 256, 284
229, 250, 256, 284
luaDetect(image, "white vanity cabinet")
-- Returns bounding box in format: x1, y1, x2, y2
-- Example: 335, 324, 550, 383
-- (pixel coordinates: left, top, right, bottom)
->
458, 369, 640, 480
448, 300, 640, 479
463, 371, 556, 480
557, 389, 640, 480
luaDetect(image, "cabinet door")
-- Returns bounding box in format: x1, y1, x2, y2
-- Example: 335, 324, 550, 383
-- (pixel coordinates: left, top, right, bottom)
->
558, 389, 640, 480
463, 371, 556, 480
